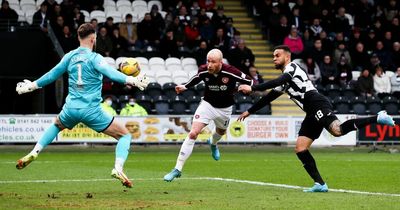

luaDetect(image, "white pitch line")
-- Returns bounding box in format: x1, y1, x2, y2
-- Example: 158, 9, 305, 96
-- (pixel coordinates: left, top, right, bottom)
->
1, 177, 399, 197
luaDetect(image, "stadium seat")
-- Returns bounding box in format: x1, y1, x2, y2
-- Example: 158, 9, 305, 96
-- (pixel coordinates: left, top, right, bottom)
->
106, 11, 123, 23
118, 5, 133, 13
24, 10, 35, 24
116, 0, 131, 7
195, 82, 205, 96
182, 57, 197, 67
167, 65, 184, 72
104, 0, 116, 7
154, 95, 169, 114
181, 87, 197, 99
118, 95, 130, 109
90, 10, 106, 23
104, 5, 117, 12
149, 57, 165, 65
145, 82, 163, 99
9, 1, 20, 10
235, 95, 253, 114
170, 95, 187, 114
165, 57, 181, 66
385, 71, 395, 78
206, 12, 213, 19
351, 71, 360, 81
187, 95, 201, 114
80, 10, 90, 22
342, 83, 356, 98
222, 58, 229, 64
172, 70, 189, 85
16, 10, 25, 22
159, 11, 167, 19
132, 0, 147, 10
188, 70, 197, 78
183, 64, 198, 72
325, 84, 342, 100
366, 96, 382, 114
332, 96, 350, 114
147, 0, 162, 11
115, 57, 127, 68
135, 57, 149, 66
136, 94, 153, 113
20, 0, 35, 11
382, 96, 399, 115
162, 82, 177, 98
104, 57, 116, 68
351, 96, 367, 115
156, 70, 172, 83
314, 83, 325, 95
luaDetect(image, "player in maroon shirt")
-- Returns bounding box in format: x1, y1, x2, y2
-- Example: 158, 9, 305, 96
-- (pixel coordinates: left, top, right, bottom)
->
164, 49, 253, 182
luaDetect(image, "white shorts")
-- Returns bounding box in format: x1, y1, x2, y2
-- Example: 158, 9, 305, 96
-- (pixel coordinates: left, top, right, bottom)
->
193, 100, 232, 130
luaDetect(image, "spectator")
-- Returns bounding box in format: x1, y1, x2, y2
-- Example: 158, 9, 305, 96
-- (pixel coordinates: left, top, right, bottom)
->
138, 13, 161, 50
288, 6, 304, 32
390, 67, 400, 99
373, 41, 392, 71
373, 66, 391, 99
225, 17, 238, 41
306, 0, 323, 20
333, 7, 350, 37
198, 0, 216, 11
348, 28, 363, 52
351, 42, 370, 71
90, 18, 98, 32
194, 40, 208, 66
159, 29, 179, 59
189, 1, 201, 17
308, 38, 326, 65
298, 55, 321, 84
309, 18, 323, 38
0, 1, 18, 27
319, 31, 334, 52
227, 39, 255, 75
364, 29, 378, 52
184, 17, 201, 49
210, 28, 229, 54
283, 26, 304, 59
320, 55, 339, 86
211, 5, 227, 29
51, 15, 65, 39
177, 5, 191, 26
267, 5, 281, 38
150, 4, 165, 32
319, 8, 333, 34
248, 66, 264, 85
100, 96, 117, 116
391, 42, 400, 69
302, 29, 314, 52
337, 56, 353, 85
101, 17, 117, 36
384, 0, 398, 22
96, 26, 113, 57
356, 68, 374, 97
59, 25, 78, 53
120, 97, 148, 116
388, 17, 400, 41
199, 17, 214, 43
110, 28, 128, 58
119, 14, 139, 50
368, 53, 382, 75
33, 3, 49, 33
333, 41, 351, 65
382, 31, 394, 51
353, 0, 373, 30
71, 7, 85, 31
270, 15, 290, 45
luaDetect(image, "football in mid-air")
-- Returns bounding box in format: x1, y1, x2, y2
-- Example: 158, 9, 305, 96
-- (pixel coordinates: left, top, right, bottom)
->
120, 58, 140, 77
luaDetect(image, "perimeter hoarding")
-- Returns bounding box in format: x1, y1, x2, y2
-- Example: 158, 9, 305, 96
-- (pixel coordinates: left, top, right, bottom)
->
0, 115, 357, 145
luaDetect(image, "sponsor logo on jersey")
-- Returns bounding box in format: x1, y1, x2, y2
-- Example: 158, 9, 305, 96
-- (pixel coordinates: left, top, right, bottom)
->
220, 85, 227, 90
222, 77, 229, 83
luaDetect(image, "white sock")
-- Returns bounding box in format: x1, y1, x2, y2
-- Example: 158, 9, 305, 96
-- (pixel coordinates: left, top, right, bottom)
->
174, 137, 196, 171
29, 144, 43, 155
114, 157, 124, 172
211, 132, 222, 145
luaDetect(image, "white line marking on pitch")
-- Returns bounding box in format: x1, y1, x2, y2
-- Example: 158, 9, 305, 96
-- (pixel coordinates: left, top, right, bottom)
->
1, 177, 399, 197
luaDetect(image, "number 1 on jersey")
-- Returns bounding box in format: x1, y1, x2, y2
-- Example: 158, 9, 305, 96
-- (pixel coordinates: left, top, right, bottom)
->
77, 64, 83, 86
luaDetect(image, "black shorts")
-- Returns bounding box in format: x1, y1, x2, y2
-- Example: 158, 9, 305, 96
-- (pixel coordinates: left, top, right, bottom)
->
298, 94, 338, 140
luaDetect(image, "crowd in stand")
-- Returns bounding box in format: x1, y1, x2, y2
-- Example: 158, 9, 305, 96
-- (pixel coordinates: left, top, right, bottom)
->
249, 0, 400, 100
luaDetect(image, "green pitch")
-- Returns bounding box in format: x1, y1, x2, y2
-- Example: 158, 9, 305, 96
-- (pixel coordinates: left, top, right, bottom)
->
0, 145, 399, 209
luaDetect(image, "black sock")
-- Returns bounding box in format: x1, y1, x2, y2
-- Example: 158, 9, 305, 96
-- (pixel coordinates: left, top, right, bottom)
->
296, 150, 325, 185
340, 116, 377, 135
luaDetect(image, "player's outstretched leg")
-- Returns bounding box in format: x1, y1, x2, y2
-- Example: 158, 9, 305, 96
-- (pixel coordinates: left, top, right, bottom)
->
163, 168, 182, 182
16, 124, 60, 169
377, 111, 395, 126
111, 133, 133, 188
207, 138, 220, 161
304, 182, 329, 192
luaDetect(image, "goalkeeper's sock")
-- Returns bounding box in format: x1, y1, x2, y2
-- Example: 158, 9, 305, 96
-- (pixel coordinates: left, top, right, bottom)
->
114, 134, 132, 172
29, 124, 60, 155
174, 137, 196, 171
211, 132, 222, 145
296, 150, 325, 185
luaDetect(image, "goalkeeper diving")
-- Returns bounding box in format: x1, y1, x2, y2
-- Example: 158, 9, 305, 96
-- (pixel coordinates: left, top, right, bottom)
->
15, 23, 149, 188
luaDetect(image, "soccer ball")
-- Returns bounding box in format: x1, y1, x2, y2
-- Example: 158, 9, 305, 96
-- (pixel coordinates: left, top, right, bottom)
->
120, 58, 140, 77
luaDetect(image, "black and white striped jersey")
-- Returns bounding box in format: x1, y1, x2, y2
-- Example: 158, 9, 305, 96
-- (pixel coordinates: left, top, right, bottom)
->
273, 62, 316, 110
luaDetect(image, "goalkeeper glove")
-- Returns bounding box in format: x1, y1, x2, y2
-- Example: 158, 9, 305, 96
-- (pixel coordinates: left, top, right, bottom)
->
125, 75, 149, 91
16, 80, 39, 95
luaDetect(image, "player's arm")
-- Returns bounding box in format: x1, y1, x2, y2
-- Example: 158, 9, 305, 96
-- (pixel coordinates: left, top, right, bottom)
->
237, 90, 283, 121
16, 55, 69, 94
238, 73, 291, 94
176, 67, 204, 94
93, 55, 149, 90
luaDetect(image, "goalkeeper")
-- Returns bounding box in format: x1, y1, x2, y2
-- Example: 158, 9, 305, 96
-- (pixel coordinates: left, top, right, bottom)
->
15, 23, 149, 188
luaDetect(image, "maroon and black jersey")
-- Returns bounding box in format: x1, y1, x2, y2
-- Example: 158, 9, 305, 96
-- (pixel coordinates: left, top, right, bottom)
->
184, 64, 253, 108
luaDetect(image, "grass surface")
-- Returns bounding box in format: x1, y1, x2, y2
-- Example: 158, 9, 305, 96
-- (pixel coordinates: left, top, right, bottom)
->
0, 145, 399, 209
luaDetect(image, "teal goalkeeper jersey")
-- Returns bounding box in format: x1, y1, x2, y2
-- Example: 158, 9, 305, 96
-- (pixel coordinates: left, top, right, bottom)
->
35, 47, 127, 108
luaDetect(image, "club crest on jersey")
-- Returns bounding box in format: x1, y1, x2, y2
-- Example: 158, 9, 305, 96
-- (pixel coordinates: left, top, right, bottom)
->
195, 114, 200, 119
222, 77, 229, 83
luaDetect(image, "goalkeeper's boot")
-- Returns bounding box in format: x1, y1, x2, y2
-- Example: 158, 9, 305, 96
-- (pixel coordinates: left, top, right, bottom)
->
111, 169, 133, 188
163, 168, 181, 182
377, 111, 395, 126
207, 139, 220, 161
16, 153, 38, 170
303, 183, 328, 193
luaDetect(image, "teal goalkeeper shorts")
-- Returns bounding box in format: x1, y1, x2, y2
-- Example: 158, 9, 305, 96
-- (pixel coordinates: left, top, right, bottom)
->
58, 105, 114, 132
